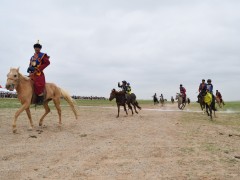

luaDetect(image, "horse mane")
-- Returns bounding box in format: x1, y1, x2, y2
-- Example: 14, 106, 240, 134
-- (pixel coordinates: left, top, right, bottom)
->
18, 72, 30, 81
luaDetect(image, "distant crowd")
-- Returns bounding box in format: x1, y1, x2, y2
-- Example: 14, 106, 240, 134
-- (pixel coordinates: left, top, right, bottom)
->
72, 95, 107, 100
0, 92, 18, 98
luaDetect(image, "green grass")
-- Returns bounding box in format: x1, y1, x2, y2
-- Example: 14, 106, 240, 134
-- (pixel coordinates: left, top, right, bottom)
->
0, 98, 155, 109
0, 98, 239, 110
222, 101, 240, 111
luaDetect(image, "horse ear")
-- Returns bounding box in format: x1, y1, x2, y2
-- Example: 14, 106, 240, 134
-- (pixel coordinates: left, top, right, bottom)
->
17, 67, 20, 72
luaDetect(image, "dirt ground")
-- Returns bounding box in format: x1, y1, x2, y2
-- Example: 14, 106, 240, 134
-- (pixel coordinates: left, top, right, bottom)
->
0, 103, 240, 180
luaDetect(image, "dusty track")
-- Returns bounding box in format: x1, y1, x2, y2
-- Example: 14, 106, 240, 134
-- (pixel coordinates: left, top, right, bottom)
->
0, 104, 240, 179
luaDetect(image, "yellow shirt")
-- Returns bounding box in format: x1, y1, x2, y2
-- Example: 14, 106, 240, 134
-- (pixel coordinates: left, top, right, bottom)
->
204, 92, 212, 106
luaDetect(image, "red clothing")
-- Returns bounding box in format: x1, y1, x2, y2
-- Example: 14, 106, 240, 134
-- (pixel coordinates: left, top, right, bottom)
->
180, 87, 186, 102
216, 92, 222, 99
180, 87, 186, 96
30, 53, 50, 95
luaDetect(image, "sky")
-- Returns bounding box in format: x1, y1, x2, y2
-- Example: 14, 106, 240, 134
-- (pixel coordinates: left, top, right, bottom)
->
0, 0, 240, 101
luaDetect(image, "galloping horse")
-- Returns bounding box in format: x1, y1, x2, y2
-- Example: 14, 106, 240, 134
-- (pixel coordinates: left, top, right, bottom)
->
6, 68, 78, 133
109, 89, 141, 118
159, 96, 164, 106
199, 93, 216, 120
175, 93, 186, 110
215, 96, 225, 108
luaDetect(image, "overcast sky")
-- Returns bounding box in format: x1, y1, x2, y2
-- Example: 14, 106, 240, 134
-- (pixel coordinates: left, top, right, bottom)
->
0, 0, 240, 101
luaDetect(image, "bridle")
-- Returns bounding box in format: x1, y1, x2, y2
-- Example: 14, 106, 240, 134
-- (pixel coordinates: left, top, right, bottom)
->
6, 74, 20, 90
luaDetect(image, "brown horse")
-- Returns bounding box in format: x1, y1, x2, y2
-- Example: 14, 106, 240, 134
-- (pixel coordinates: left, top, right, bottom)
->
6, 68, 78, 133
109, 89, 141, 118
215, 96, 225, 108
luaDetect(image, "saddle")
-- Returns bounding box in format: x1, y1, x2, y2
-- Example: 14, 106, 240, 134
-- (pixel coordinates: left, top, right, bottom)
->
31, 90, 47, 105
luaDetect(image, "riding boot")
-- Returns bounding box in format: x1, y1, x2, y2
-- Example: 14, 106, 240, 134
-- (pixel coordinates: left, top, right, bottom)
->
36, 95, 44, 105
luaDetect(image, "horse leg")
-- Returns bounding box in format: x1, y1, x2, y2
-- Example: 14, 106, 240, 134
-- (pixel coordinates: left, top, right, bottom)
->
202, 106, 205, 114
13, 103, 29, 133
53, 99, 62, 126
124, 104, 128, 116
39, 101, 51, 127
128, 103, 134, 115
134, 101, 141, 110
205, 105, 209, 116
213, 110, 217, 118
209, 106, 213, 120
25, 108, 34, 130
116, 105, 120, 118
132, 103, 138, 114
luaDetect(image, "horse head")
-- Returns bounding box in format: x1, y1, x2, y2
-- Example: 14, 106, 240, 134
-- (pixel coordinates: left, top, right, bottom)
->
6, 67, 20, 91
109, 88, 116, 101
175, 93, 180, 100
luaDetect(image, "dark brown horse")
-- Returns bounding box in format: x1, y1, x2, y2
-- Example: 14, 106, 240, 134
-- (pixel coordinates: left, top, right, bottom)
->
199, 93, 217, 120
109, 89, 141, 118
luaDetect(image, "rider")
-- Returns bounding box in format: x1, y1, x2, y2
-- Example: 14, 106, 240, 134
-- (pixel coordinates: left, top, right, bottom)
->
180, 84, 186, 103
153, 93, 159, 104
206, 79, 213, 93
197, 79, 207, 103
126, 82, 132, 94
118, 80, 130, 101
153, 93, 157, 99
27, 40, 50, 105
204, 89, 212, 106
160, 94, 164, 100
118, 80, 128, 93
206, 79, 217, 110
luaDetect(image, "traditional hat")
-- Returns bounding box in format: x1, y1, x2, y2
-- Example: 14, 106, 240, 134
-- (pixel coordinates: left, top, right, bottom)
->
33, 40, 42, 49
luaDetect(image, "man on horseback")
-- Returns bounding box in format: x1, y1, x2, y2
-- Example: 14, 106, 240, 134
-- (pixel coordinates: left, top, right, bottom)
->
118, 80, 128, 93
206, 79, 217, 111
216, 90, 225, 107
180, 84, 186, 103
126, 82, 132, 94
216, 90, 224, 104
118, 80, 132, 102
153, 93, 159, 104
27, 40, 50, 105
204, 89, 212, 106
197, 79, 207, 103
206, 79, 213, 93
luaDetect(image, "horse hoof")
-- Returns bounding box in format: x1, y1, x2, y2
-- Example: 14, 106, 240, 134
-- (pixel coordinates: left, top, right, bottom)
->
28, 127, 33, 131
13, 129, 17, 133
116, 116, 119, 118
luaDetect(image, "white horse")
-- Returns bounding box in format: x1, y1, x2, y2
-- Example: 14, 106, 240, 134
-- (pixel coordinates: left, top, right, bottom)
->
175, 93, 186, 110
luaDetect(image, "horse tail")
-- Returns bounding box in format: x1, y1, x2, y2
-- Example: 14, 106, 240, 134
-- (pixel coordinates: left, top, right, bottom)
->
135, 100, 142, 110
131, 93, 141, 110
60, 88, 78, 119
